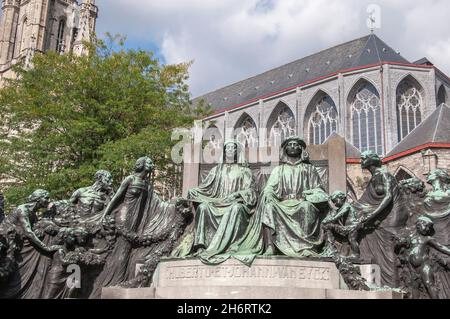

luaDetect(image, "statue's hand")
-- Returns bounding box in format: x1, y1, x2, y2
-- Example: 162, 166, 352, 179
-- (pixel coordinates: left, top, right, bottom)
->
48, 245, 63, 253
224, 193, 241, 202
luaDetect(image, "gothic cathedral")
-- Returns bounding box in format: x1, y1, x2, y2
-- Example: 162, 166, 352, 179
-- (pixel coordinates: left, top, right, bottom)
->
0, 0, 98, 81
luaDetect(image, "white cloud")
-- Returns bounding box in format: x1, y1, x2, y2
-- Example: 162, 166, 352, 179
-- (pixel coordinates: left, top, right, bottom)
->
97, 0, 450, 96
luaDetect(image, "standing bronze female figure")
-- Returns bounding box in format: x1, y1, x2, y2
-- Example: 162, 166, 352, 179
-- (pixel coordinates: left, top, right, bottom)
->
91, 157, 154, 298
353, 151, 408, 287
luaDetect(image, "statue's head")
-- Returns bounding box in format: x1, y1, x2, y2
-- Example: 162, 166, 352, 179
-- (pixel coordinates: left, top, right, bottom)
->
416, 216, 434, 236
281, 136, 306, 159
426, 168, 450, 186
27, 189, 50, 209
330, 191, 347, 208
399, 178, 426, 194
94, 170, 113, 189
134, 156, 154, 174
360, 151, 382, 170
223, 140, 239, 163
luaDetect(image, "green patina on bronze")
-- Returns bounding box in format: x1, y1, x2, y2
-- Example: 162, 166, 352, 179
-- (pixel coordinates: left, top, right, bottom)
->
424, 169, 450, 219
173, 136, 330, 265
172, 140, 257, 262
395, 216, 450, 299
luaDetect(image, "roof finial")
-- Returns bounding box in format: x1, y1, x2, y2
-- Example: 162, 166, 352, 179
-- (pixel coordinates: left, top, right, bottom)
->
366, 4, 381, 34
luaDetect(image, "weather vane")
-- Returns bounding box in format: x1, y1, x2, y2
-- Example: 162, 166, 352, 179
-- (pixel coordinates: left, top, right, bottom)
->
366, 4, 381, 33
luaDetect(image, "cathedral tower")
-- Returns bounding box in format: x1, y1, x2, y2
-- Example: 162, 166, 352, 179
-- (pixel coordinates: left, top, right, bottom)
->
0, 0, 98, 79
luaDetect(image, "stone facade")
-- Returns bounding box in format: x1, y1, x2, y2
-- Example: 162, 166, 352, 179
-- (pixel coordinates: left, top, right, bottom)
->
203, 63, 446, 156
196, 36, 450, 196
0, 0, 98, 82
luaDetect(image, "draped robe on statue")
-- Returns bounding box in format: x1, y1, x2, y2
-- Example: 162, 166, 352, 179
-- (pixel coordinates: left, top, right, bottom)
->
0, 208, 54, 299
353, 170, 408, 287
128, 191, 177, 268
204, 158, 329, 266
424, 190, 450, 299
91, 176, 175, 298
259, 161, 328, 257
171, 162, 257, 264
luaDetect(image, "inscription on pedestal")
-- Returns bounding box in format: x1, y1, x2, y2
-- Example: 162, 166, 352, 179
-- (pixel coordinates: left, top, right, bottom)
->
165, 265, 331, 281
153, 259, 342, 290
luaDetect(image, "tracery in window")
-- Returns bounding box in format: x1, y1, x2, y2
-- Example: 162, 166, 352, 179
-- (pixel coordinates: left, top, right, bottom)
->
307, 93, 338, 145
396, 77, 424, 142
349, 81, 383, 154
56, 19, 66, 53
267, 103, 296, 147
234, 114, 258, 148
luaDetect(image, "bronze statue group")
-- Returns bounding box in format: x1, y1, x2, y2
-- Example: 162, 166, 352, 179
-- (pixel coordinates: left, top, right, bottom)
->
1, 136, 450, 299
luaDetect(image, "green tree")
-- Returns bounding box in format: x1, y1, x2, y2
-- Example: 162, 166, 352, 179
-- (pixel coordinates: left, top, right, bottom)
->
0, 34, 211, 207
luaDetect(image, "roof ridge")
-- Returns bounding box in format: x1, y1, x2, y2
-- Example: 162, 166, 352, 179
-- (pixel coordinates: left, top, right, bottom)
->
372, 34, 382, 62
195, 34, 372, 99
372, 34, 409, 62
351, 34, 373, 68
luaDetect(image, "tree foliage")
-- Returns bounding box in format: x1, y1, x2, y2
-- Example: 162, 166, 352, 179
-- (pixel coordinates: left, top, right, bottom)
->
0, 34, 210, 207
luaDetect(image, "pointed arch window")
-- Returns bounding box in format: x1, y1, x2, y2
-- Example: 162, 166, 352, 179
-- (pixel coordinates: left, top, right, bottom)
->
437, 85, 447, 107
234, 115, 258, 148
203, 124, 223, 150
307, 94, 338, 145
267, 103, 296, 147
19, 17, 28, 53
396, 77, 424, 142
56, 19, 66, 53
350, 82, 382, 154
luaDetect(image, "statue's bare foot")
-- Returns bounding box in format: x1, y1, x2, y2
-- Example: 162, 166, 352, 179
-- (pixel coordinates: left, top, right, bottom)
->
193, 248, 205, 256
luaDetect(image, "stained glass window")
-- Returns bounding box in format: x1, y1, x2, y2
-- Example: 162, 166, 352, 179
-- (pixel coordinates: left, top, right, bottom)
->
235, 115, 258, 148
350, 83, 383, 154
308, 95, 338, 145
203, 125, 222, 149
268, 105, 296, 147
56, 19, 66, 53
396, 79, 423, 142
437, 85, 447, 107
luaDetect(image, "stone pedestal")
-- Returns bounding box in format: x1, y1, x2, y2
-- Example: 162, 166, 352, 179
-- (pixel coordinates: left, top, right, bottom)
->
102, 258, 403, 299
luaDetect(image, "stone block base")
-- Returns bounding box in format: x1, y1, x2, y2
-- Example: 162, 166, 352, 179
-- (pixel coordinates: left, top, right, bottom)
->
102, 286, 402, 299
102, 287, 155, 299
102, 258, 401, 299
